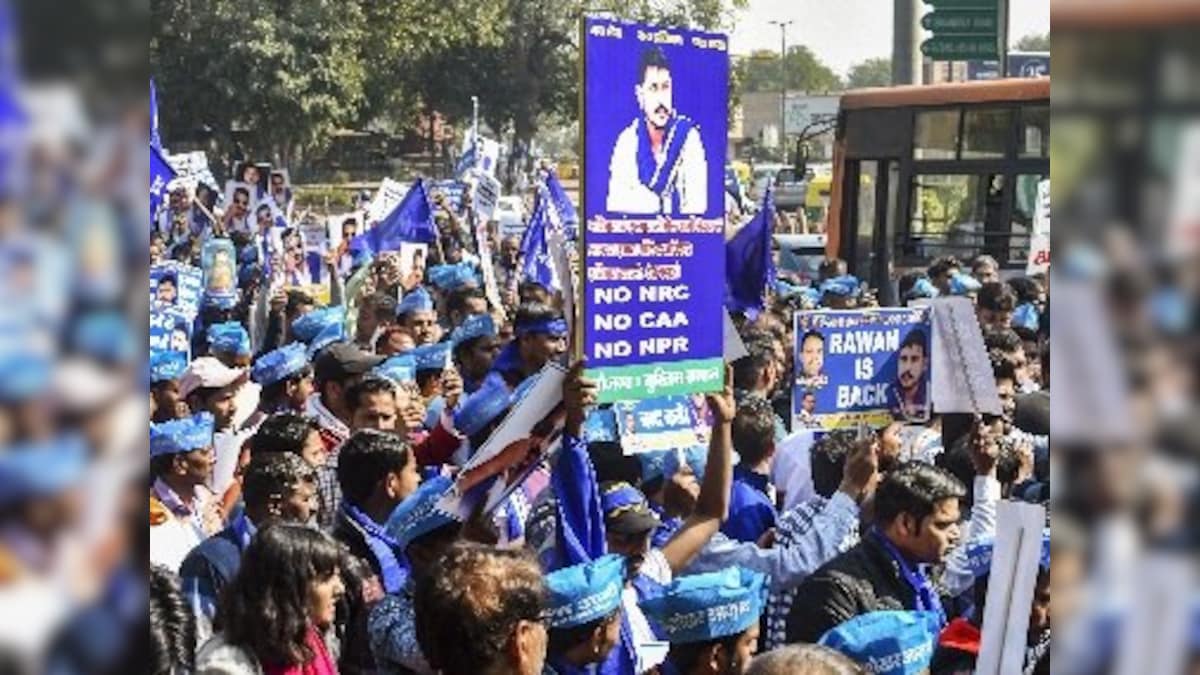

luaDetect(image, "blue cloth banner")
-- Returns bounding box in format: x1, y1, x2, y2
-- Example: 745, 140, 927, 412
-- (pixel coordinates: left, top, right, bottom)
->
792, 308, 933, 430
150, 143, 176, 221
544, 169, 579, 240
725, 188, 776, 316
351, 180, 438, 255
582, 18, 729, 403
520, 190, 558, 291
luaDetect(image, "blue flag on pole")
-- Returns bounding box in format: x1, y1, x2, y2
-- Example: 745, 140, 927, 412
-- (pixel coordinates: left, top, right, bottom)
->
150, 78, 162, 152
520, 189, 558, 291
150, 143, 176, 221
725, 188, 776, 317
543, 169, 578, 240
455, 133, 477, 179
350, 179, 439, 255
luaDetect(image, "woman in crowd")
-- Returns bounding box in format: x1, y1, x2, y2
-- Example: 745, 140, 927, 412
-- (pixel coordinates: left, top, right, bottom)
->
195, 524, 346, 674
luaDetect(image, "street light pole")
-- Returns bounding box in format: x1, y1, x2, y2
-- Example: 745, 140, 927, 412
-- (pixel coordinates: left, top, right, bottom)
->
769, 19, 794, 165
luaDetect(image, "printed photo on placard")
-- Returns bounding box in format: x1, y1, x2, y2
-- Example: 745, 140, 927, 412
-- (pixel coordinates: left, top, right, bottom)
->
398, 242, 428, 291
223, 181, 256, 234
233, 161, 272, 199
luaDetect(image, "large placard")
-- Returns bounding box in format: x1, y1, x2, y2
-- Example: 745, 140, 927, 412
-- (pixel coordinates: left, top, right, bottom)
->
792, 308, 933, 430
582, 18, 729, 403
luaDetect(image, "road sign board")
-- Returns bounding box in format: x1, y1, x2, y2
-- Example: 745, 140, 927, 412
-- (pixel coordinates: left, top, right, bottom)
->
921, 9, 999, 32
921, 36, 1000, 60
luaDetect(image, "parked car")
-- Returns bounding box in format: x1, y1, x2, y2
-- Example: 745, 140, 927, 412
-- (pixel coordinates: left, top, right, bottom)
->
772, 167, 808, 212
773, 233, 828, 285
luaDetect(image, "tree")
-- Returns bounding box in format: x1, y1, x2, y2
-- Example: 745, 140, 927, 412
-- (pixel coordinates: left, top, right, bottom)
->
151, 0, 367, 166
733, 46, 842, 95
1014, 33, 1049, 52
846, 57, 891, 89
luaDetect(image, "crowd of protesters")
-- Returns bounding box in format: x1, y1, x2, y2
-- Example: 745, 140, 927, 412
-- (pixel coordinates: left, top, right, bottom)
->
141, 166, 1052, 675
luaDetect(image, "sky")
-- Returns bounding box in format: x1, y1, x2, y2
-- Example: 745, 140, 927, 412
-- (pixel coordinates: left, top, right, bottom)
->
728, 0, 1050, 76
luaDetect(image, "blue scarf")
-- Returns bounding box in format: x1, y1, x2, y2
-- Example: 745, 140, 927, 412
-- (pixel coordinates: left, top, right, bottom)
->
871, 528, 946, 625
342, 502, 408, 594
635, 113, 696, 211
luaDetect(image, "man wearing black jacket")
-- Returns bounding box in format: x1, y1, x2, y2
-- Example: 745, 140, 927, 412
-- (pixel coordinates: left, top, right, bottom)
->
785, 462, 965, 643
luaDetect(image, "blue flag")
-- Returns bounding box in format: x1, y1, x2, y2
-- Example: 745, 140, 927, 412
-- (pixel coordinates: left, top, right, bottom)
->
150, 78, 162, 151
543, 169, 578, 240
725, 188, 776, 316
454, 133, 477, 179
350, 179, 439, 255
520, 189, 558, 291
150, 143, 176, 221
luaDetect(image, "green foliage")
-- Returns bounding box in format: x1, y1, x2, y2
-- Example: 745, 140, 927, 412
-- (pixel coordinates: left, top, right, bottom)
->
846, 57, 892, 89
1013, 33, 1049, 52
734, 46, 842, 95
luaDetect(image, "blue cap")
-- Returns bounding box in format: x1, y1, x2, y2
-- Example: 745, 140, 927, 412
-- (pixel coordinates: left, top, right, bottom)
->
291, 306, 346, 344
150, 350, 189, 383
1012, 302, 1040, 331
964, 529, 1051, 578
545, 554, 626, 629
373, 355, 417, 386
0, 436, 88, 506
251, 343, 309, 386
905, 277, 939, 301
0, 351, 51, 401
206, 321, 251, 357
307, 321, 346, 358
583, 408, 619, 444
639, 567, 768, 644
949, 272, 982, 296
820, 275, 861, 299
450, 313, 497, 348
454, 377, 512, 438
428, 262, 479, 292
818, 611, 942, 675
397, 287, 434, 316
150, 411, 215, 458
74, 312, 137, 364
410, 342, 451, 372
384, 475, 460, 549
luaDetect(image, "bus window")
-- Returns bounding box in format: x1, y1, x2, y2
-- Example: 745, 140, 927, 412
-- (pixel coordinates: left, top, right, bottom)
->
914, 110, 960, 160
854, 161, 879, 277
1020, 105, 1050, 158
962, 108, 1013, 159
906, 174, 1005, 262
1010, 174, 1046, 262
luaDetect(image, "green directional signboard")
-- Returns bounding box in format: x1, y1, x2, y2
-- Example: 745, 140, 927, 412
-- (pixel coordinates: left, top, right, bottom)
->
921, 0, 1002, 61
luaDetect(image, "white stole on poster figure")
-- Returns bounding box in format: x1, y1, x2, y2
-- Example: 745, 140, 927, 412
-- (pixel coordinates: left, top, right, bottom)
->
1167, 123, 1200, 259
1026, 179, 1050, 274
976, 501, 1046, 675
928, 297, 1002, 415
1113, 554, 1193, 675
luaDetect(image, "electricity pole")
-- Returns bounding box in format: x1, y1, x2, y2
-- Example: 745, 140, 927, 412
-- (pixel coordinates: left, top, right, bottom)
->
769, 19, 794, 164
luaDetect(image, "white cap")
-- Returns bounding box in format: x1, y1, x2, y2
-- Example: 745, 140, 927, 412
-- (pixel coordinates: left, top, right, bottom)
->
179, 357, 246, 399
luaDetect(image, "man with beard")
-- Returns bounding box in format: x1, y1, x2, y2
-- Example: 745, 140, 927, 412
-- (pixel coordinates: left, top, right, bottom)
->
889, 329, 929, 422
607, 47, 709, 215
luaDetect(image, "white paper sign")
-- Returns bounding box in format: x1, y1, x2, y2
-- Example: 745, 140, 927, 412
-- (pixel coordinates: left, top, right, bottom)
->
472, 170, 502, 223
976, 501, 1046, 675
723, 310, 748, 361
1026, 179, 1050, 274
166, 150, 219, 191
929, 297, 1002, 415
366, 178, 408, 226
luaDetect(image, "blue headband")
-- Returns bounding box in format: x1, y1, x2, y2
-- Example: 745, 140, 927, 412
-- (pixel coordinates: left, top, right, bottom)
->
150, 412, 215, 457
601, 482, 649, 516
251, 342, 309, 386
207, 321, 251, 357
410, 341, 451, 372
905, 277, 939, 301
515, 317, 568, 338
820, 275, 861, 299
397, 287, 434, 316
